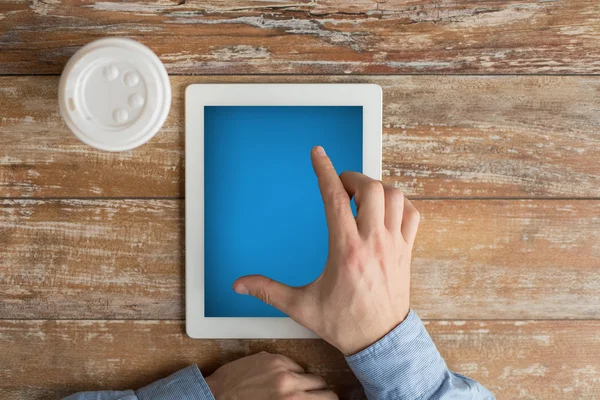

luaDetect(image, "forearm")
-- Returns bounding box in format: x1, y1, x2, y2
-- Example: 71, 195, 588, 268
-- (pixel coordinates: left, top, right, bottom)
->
346, 310, 495, 400
63, 365, 215, 400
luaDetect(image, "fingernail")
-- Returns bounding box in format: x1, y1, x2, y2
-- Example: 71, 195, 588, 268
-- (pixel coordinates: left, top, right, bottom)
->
234, 284, 249, 295
314, 146, 326, 156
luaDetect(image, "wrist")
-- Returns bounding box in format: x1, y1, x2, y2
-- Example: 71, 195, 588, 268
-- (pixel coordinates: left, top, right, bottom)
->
338, 307, 410, 356
345, 310, 448, 400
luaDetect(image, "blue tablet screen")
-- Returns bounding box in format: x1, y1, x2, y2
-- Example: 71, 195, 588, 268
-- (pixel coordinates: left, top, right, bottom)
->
204, 106, 363, 317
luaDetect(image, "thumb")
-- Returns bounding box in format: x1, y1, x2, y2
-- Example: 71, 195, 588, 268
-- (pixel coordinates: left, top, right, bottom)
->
233, 275, 300, 316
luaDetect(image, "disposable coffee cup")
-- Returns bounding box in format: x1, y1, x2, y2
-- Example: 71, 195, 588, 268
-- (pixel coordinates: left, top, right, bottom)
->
59, 38, 171, 152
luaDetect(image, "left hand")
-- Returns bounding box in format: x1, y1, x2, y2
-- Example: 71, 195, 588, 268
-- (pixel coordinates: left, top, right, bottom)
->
205, 352, 337, 400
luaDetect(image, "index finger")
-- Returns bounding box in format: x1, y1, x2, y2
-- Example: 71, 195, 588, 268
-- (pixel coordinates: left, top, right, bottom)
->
311, 146, 357, 237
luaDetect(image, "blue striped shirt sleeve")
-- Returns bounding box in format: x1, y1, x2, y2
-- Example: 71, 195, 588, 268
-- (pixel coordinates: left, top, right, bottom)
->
65, 312, 494, 400
345, 309, 496, 399
63, 365, 214, 400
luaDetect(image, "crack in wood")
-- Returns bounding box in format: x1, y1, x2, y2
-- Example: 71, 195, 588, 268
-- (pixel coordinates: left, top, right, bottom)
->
217, 2, 318, 13
473, 7, 503, 15
171, 15, 364, 52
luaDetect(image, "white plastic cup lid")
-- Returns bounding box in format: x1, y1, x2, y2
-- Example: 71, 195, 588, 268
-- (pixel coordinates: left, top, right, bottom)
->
59, 38, 171, 152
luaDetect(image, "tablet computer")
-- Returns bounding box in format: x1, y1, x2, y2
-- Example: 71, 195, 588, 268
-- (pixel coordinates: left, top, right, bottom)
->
186, 84, 382, 338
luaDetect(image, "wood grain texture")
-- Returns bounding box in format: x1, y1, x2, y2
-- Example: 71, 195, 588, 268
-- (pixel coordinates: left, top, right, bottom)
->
2, 1, 598, 398
0, 199, 183, 320
2, 75, 599, 198
1, 0, 600, 74
1, 199, 598, 320
1, 319, 599, 399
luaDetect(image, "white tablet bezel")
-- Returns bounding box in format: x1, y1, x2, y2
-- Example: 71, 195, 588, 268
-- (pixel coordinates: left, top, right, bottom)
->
185, 84, 382, 339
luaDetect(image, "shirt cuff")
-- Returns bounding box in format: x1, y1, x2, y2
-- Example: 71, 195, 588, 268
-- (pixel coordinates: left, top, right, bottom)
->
136, 365, 215, 400
345, 310, 448, 400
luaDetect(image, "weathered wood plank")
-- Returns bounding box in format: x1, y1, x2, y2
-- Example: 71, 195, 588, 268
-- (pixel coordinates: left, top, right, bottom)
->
1, 75, 599, 198
1, 199, 598, 320
0, 200, 183, 320
0, 319, 598, 399
1, 0, 600, 74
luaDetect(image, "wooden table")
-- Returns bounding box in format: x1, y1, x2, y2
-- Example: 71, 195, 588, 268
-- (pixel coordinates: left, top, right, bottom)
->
1, 1, 599, 399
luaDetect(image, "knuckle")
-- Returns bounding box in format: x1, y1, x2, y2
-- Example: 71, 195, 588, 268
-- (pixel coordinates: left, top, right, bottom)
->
372, 237, 388, 260
274, 371, 295, 389
368, 230, 391, 260
329, 191, 350, 211
319, 162, 336, 175
366, 180, 384, 195
265, 356, 282, 369
255, 286, 271, 305
387, 188, 405, 204
271, 354, 291, 367
344, 239, 365, 267
408, 207, 421, 221
372, 229, 388, 245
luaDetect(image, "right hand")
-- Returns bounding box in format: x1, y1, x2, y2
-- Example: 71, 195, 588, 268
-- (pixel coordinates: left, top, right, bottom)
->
205, 352, 337, 400
234, 146, 420, 355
